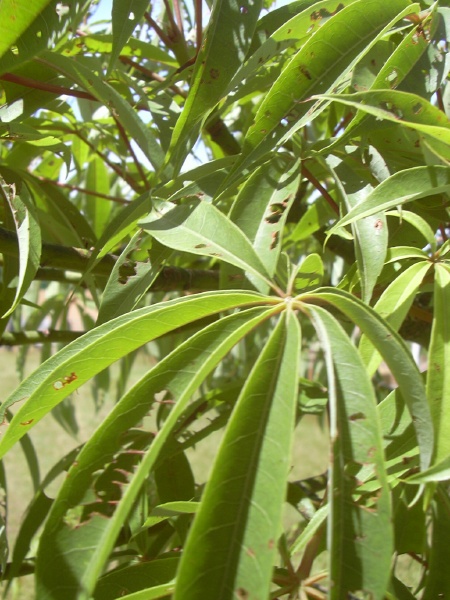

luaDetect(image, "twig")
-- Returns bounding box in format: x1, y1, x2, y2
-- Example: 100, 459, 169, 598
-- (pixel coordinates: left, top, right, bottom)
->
301, 164, 339, 215
113, 116, 150, 190
144, 11, 173, 47
0, 72, 95, 101
35, 176, 129, 204
0, 330, 84, 347
194, 0, 203, 52
171, 0, 185, 36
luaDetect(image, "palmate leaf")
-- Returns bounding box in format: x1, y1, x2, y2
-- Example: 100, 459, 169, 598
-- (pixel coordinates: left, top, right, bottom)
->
0, 291, 268, 458
224, 155, 300, 292
324, 157, 387, 303
38, 51, 166, 173
307, 304, 391, 600
174, 309, 300, 600
228, 0, 360, 94
36, 305, 279, 599
303, 288, 434, 471
320, 6, 439, 152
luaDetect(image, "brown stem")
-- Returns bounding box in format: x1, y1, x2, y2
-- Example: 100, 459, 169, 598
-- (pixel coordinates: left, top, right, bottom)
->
69, 128, 141, 192
195, 0, 203, 51
0, 72, 95, 101
0, 225, 220, 289
35, 176, 129, 204
171, 0, 185, 36
0, 330, 84, 347
144, 11, 173, 47
163, 0, 183, 40
301, 164, 339, 215
436, 87, 446, 114
113, 116, 150, 190
332, 111, 353, 137
119, 56, 187, 98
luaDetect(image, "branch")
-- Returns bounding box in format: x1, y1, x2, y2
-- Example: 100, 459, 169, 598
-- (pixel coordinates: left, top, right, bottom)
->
0, 330, 83, 347
0, 225, 219, 290
301, 163, 339, 214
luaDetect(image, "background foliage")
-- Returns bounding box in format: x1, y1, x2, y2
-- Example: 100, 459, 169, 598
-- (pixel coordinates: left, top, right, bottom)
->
0, 0, 450, 598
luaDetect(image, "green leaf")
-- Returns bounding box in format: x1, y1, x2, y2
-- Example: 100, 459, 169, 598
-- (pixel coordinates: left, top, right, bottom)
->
93, 558, 178, 600
289, 253, 324, 295
426, 263, 450, 464
0, 0, 54, 60
0, 0, 90, 75
140, 198, 273, 289
331, 165, 450, 229
225, 156, 300, 291
0, 291, 268, 458
307, 304, 391, 600
321, 6, 439, 152
386, 209, 437, 252
36, 305, 278, 599
114, 583, 176, 600
307, 288, 434, 471
174, 310, 301, 600
421, 489, 450, 600
1, 180, 41, 318
359, 261, 432, 374
39, 51, 166, 173
325, 156, 387, 303
229, 0, 360, 94
110, 0, 149, 72
225, 0, 416, 181
96, 232, 170, 324
84, 156, 111, 239
314, 89, 450, 147
289, 504, 328, 555
166, 0, 263, 171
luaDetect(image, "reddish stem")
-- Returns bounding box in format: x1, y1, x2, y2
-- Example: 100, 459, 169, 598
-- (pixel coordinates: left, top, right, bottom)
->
0, 72, 95, 101
113, 116, 150, 190
35, 176, 129, 204
302, 164, 339, 214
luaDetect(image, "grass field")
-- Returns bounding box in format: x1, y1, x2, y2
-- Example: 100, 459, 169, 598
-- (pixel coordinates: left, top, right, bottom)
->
0, 346, 330, 598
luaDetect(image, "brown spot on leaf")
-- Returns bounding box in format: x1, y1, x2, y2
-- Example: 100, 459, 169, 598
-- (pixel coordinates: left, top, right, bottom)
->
270, 231, 279, 250
299, 65, 312, 80
20, 419, 34, 426
210, 68, 220, 80
349, 412, 366, 421
236, 589, 249, 600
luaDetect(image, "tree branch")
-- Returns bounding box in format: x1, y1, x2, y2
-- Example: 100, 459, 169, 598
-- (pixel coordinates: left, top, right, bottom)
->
0, 330, 84, 347
0, 225, 219, 290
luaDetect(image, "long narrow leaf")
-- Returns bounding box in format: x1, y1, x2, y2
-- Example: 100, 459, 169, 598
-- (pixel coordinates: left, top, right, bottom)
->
35, 305, 279, 599
225, 0, 415, 181
141, 198, 273, 288
308, 305, 391, 600
166, 0, 263, 171
174, 310, 301, 600
426, 263, 450, 464
0, 291, 269, 458
304, 288, 434, 470
330, 165, 450, 231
